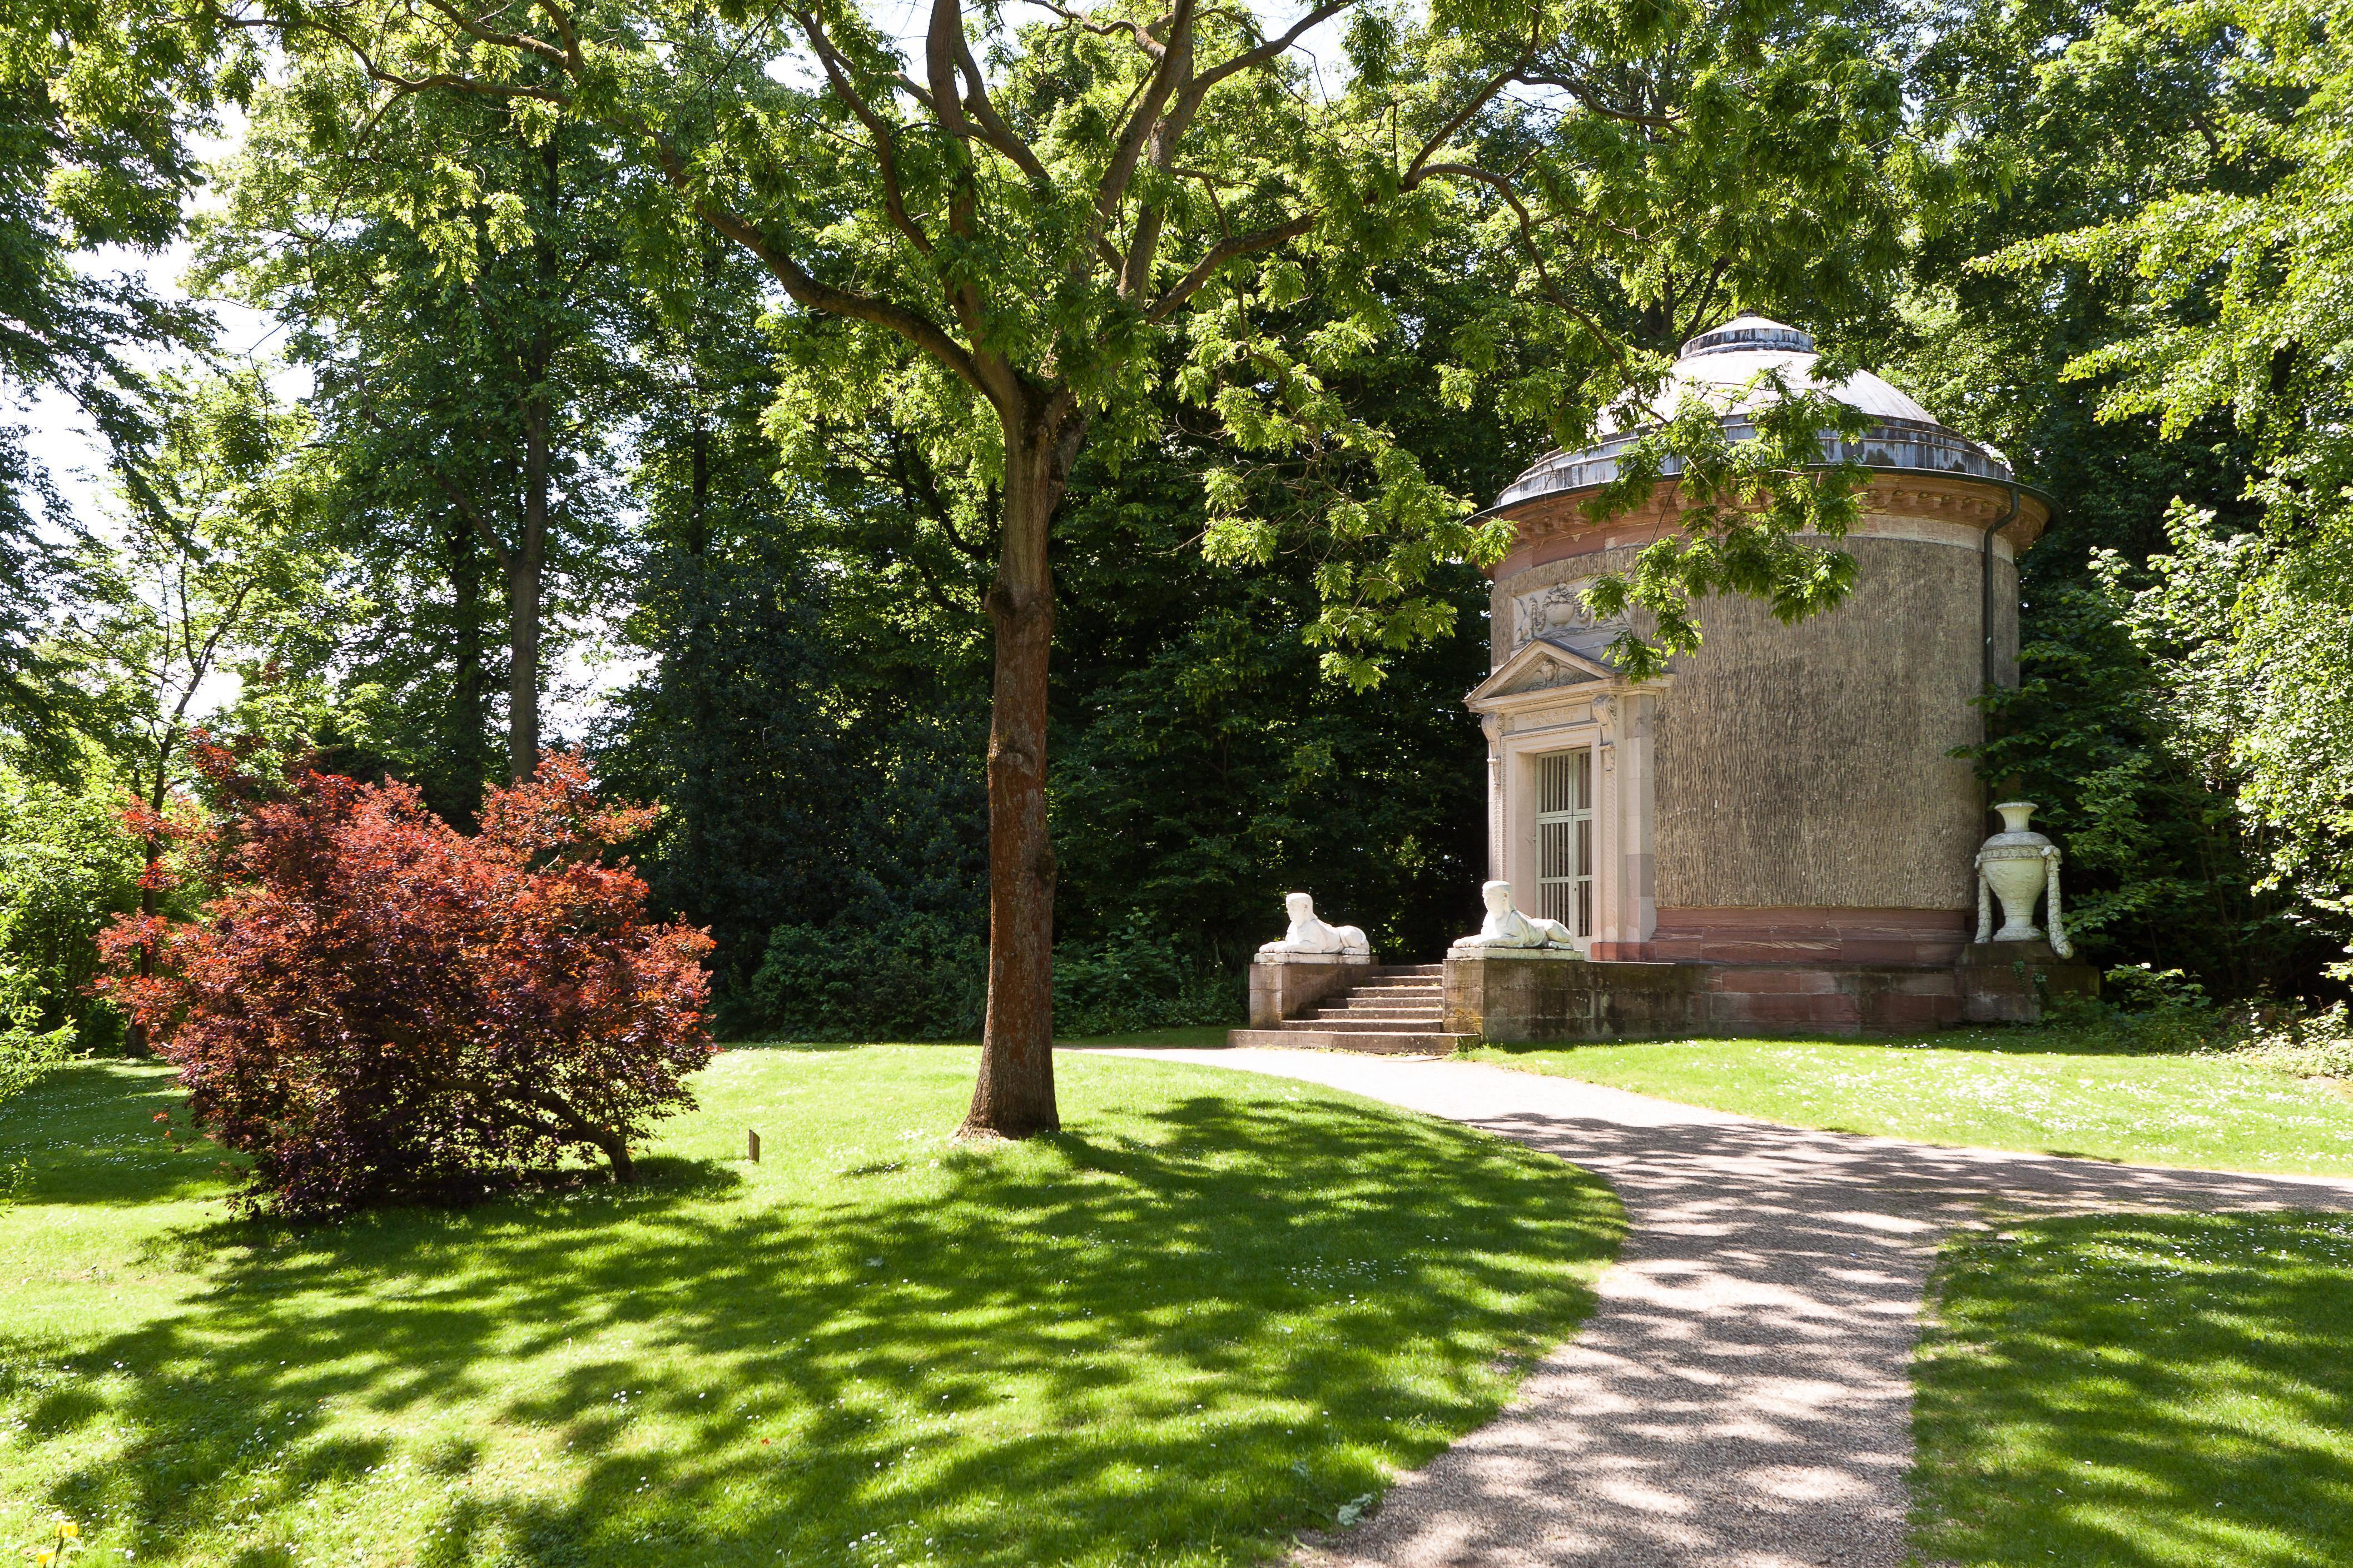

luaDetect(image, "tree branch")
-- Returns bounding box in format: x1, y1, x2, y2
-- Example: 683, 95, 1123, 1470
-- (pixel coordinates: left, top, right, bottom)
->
423, 466, 517, 571
1516, 71, 1677, 127
954, 32, 1053, 185
1188, 0, 1352, 93
1090, 0, 1200, 246
685, 194, 991, 399
1027, 0, 1166, 60
1409, 162, 1629, 370
1145, 213, 1315, 320
1403, 58, 1531, 184
793, 8, 935, 255
415, 0, 571, 68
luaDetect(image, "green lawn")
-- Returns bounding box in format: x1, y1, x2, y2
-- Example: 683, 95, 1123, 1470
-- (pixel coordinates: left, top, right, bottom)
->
1466, 1035, 2353, 1174
0, 1046, 1620, 1567
1914, 1212, 2353, 1567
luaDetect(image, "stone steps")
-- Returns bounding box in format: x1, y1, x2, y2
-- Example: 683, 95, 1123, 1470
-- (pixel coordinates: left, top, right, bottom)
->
1227, 1028, 1473, 1055
1229, 962, 1468, 1054
1299, 1011, 1439, 1025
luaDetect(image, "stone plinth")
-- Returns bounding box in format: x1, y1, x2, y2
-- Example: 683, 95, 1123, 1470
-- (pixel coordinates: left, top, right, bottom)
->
1444, 944, 2105, 1042
1248, 956, 1372, 1028
1957, 940, 2100, 1024
1446, 957, 1709, 1042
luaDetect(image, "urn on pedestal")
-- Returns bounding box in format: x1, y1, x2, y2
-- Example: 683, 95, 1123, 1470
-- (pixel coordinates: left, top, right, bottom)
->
1974, 802, 2072, 958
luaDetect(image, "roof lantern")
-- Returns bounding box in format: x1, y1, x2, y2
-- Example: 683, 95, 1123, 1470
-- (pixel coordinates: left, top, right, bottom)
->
1679, 315, 1818, 357
1493, 315, 2018, 513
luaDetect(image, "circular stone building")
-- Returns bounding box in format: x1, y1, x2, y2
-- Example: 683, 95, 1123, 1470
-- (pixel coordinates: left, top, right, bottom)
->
1464, 316, 2050, 967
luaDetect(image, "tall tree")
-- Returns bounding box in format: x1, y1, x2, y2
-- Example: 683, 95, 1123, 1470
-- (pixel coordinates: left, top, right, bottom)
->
0, 0, 240, 763
598, 233, 991, 982
197, 64, 639, 795
257, 0, 1915, 1133
1992, 0, 2353, 927
1885, 0, 2346, 993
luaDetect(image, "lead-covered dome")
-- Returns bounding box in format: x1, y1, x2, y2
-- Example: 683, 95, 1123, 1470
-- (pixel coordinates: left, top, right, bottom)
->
1496, 316, 2013, 511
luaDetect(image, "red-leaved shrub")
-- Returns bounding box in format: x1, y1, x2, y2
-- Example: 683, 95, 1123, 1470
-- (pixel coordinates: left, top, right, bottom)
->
98, 753, 714, 1218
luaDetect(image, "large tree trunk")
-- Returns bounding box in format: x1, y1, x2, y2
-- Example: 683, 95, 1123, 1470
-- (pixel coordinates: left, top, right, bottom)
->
961, 396, 1081, 1138
507, 130, 560, 783
508, 409, 548, 781
443, 517, 492, 827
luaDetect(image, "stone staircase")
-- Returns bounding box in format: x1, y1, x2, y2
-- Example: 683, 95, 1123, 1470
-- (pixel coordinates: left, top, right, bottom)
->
1227, 964, 1475, 1054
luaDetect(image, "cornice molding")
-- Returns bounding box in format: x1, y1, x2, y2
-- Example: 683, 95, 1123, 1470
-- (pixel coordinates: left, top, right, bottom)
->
1487, 474, 2051, 583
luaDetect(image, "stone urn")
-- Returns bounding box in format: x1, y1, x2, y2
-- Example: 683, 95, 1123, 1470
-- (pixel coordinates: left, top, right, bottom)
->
1974, 801, 2072, 958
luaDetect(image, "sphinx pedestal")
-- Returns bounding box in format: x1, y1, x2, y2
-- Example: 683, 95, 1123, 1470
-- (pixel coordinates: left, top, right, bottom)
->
1247, 955, 1372, 1028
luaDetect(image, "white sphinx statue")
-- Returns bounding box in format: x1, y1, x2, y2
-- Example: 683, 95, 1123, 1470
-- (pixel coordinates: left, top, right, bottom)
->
1255, 892, 1372, 963
1448, 880, 1582, 957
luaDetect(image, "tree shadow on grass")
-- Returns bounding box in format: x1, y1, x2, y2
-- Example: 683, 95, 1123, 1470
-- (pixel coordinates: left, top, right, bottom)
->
25, 1088, 1619, 1567
0, 1061, 232, 1209
1915, 1211, 2353, 1568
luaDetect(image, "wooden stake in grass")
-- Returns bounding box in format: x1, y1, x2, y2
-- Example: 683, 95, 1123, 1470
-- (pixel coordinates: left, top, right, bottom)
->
747, 1129, 761, 1164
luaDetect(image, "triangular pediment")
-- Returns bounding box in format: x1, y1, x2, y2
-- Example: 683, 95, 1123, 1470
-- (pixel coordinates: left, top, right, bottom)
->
1465, 637, 1621, 709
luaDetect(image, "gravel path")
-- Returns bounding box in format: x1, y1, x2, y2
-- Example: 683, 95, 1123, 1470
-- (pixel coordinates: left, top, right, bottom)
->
1101, 1046, 2353, 1568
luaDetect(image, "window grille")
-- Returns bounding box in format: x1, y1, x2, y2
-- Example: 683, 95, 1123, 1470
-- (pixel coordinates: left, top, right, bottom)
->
1535, 749, 1594, 937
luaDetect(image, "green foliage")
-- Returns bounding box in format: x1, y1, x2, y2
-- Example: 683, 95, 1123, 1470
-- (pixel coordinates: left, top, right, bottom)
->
0, 1049, 1621, 1562
62, 370, 350, 817
0, 760, 137, 1051
2233, 1002, 2353, 1081
1935, 0, 2353, 955
249, 0, 1923, 687
732, 917, 986, 1042
0, 0, 244, 760
1972, 556, 2321, 996
731, 918, 1239, 1042
2131, 506, 2353, 925
197, 64, 644, 807
605, 217, 1513, 1007
593, 240, 993, 984
1888, 0, 2353, 999
1051, 918, 1245, 1036
1582, 377, 1874, 678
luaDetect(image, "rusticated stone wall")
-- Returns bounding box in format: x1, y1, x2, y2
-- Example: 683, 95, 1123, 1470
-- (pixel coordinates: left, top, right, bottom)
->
1642, 537, 2008, 911
1492, 532, 2019, 914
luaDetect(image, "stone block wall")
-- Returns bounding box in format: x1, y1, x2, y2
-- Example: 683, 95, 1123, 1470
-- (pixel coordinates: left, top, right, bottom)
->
1447, 947, 2099, 1041
1955, 942, 2099, 1023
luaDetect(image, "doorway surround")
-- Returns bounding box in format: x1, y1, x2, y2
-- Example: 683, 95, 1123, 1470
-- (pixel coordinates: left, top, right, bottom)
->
1465, 638, 1671, 961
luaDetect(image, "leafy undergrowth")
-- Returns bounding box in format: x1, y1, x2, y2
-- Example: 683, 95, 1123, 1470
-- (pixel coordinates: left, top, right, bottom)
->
0, 1047, 1620, 1567
1466, 1034, 2353, 1173
1914, 1212, 2353, 1567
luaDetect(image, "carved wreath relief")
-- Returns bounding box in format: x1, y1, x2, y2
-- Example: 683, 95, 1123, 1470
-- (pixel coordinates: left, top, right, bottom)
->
1512, 578, 1628, 663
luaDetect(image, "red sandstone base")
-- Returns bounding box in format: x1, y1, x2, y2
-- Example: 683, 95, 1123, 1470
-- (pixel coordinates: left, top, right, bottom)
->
1607, 906, 1974, 967
1445, 940, 2097, 1042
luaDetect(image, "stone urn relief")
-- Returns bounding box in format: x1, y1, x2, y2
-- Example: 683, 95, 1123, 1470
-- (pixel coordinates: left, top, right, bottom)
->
1974, 801, 2072, 958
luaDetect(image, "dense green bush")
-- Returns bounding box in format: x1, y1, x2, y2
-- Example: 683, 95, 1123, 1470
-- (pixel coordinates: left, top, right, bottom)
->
1051, 919, 1245, 1037
0, 764, 140, 1051
728, 915, 1242, 1042
2033, 963, 2353, 1077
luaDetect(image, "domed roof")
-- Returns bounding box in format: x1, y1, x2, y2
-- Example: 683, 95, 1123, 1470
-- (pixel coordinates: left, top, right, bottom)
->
1495, 315, 2014, 512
